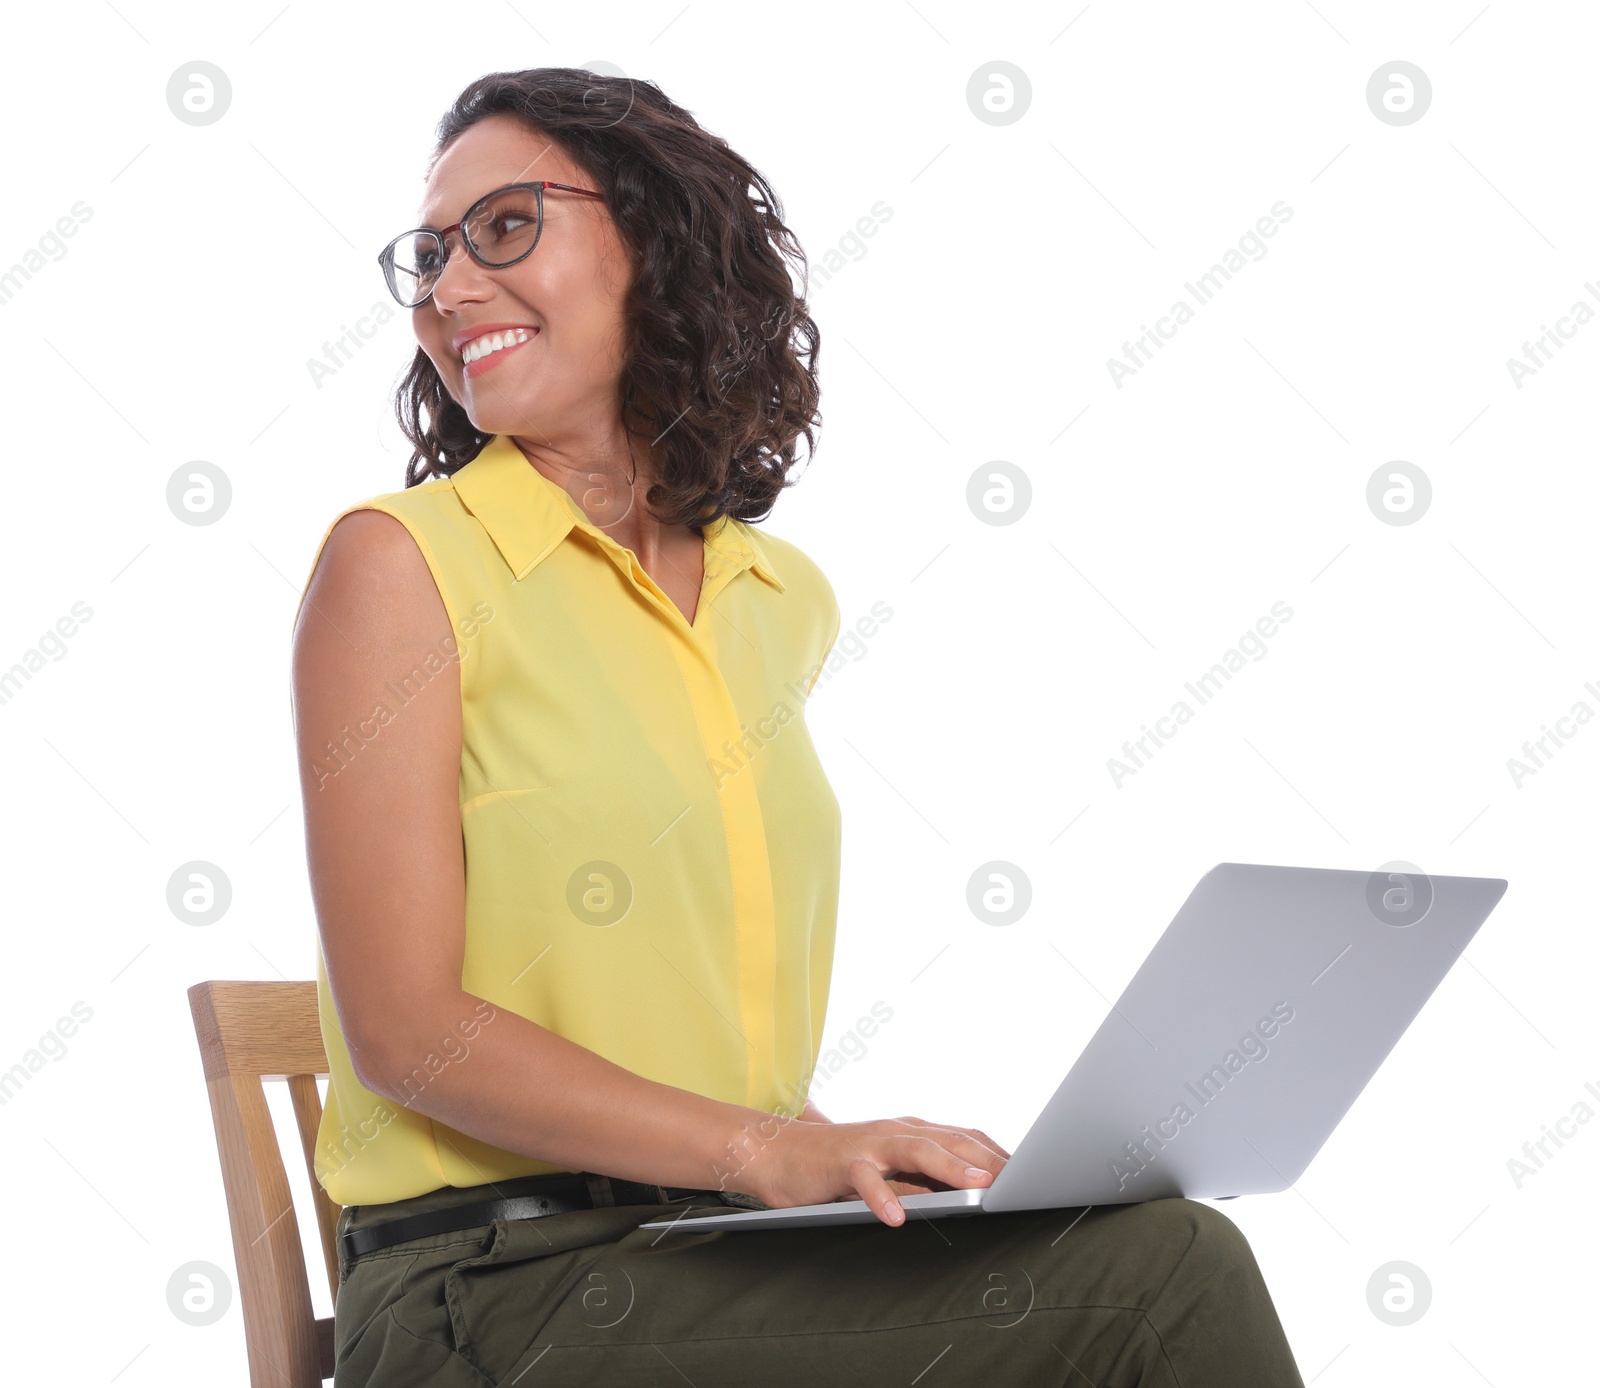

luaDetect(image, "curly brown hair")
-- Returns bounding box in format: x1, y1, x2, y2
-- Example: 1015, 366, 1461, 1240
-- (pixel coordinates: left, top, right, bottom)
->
394, 68, 822, 531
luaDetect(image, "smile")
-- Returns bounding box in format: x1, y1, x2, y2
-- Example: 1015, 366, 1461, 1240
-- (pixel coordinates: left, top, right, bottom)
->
462, 327, 537, 377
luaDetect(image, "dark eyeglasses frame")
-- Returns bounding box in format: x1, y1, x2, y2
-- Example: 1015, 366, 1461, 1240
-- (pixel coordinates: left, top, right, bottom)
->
378, 180, 607, 308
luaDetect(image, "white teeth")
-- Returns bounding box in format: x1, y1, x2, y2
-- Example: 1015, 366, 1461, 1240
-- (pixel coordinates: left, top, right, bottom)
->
463, 327, 533, 363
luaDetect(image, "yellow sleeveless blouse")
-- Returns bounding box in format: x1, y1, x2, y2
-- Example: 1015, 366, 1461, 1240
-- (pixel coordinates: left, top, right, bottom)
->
296, 434, 842, 1205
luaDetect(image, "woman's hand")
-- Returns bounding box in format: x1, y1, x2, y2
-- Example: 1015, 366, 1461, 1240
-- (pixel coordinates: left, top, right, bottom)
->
799, 1099, 930, 1199
730, 1114, 1012, 1227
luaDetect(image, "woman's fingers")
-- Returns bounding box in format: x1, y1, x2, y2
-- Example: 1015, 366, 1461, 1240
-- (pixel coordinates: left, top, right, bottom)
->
901, 1136, 998, 1191
885, 1117, 1010, 1170
892, 1114, 1007, 1156
847, 1156, 908, 1226
969, 1129, 1013, 1162
790, 1118, 1012, 1227
855, 1136, 1003, 1225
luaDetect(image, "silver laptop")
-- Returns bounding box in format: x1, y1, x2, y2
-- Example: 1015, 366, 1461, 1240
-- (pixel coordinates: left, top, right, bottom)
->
641, 861, 1507, 1232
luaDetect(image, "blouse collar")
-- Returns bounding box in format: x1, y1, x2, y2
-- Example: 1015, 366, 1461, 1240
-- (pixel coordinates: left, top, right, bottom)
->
450, 433, 786, 592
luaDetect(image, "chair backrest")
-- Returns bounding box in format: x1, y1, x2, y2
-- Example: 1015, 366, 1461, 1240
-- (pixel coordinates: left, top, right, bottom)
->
189, 980, 342, 1387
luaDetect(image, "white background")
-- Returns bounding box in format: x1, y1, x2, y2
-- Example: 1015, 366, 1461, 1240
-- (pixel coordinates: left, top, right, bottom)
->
0, 1, 1594, 1382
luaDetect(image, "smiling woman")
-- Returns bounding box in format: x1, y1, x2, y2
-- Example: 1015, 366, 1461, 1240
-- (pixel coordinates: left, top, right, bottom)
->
387, 79, 820, 527
291, 67, 1303, 1388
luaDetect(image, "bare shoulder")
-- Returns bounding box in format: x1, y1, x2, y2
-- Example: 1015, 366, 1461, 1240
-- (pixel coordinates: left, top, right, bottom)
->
295, 506, 452, 654
302, 506, 439, 608
290, 503, 466, 1076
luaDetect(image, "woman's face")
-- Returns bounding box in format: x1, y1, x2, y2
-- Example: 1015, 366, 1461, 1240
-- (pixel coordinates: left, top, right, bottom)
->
412, 114, 633, 444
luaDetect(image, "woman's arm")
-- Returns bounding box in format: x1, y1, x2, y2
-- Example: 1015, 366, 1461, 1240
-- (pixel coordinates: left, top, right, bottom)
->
293, 511, 773, 1190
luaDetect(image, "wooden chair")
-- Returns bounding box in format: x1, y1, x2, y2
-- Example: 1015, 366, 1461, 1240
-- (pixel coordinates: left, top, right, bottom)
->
189, 980, 342, 1386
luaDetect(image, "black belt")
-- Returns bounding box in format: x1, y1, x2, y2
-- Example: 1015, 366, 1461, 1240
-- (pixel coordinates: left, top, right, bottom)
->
339, 1172, 722, 1264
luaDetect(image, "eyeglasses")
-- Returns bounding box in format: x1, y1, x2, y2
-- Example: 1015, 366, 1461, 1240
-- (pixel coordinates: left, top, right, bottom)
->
377, 180, 607, 308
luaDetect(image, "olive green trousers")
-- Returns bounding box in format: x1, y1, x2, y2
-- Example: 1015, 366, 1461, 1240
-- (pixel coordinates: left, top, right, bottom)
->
332, 1175, 1304, 1386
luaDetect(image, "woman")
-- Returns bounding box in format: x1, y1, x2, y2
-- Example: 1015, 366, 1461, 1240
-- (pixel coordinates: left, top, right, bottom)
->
292, 68, 1305, 1386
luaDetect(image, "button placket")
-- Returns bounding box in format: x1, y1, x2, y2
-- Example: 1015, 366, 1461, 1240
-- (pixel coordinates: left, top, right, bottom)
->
596, 536, 780, 1108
